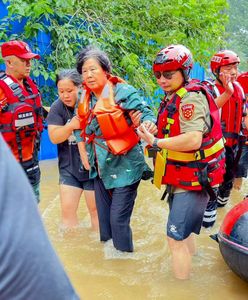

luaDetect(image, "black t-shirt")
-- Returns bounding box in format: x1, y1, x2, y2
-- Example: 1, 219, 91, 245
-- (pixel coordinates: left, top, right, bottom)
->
0, 134, 79, 300
46, 99, 89, 181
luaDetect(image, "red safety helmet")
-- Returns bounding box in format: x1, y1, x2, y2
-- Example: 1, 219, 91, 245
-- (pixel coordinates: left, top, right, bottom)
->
237, 72, 248, 95
210, 50, 240, 75
153, 44, 193, 80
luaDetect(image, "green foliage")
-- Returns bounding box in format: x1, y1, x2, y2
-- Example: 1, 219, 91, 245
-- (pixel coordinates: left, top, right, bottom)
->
226, 0, 248, 72
1, 0, 228, 105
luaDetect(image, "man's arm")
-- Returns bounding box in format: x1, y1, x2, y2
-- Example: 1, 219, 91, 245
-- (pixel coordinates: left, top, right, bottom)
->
138, 126, 202, 151
214, 73, 234, 108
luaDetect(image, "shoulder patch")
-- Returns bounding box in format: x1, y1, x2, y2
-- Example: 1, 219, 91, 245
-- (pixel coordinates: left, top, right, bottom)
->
181, 103, 195, 120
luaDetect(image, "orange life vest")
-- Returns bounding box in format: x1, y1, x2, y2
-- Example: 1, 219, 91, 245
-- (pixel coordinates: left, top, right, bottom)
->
0, 72, 43, 162
78, 75, 139, 155
215, 82, 245, 147
156, 81, 225, 191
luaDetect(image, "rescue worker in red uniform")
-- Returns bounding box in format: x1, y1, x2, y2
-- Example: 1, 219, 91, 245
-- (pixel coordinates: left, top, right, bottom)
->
0, 40, 44, 202
233, 72, 248, 190
209, 51, 247, 209
138, 45, 225, 279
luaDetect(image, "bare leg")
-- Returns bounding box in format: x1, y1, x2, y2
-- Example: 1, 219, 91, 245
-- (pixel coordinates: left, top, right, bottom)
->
233, 177, 243, 190
185, 234, 196, 256
59, 184, 82, 228
84, 190, 99, 231
167, 236, 191, 280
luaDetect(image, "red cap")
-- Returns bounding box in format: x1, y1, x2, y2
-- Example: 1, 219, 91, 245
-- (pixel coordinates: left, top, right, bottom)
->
1, 40, 40, 59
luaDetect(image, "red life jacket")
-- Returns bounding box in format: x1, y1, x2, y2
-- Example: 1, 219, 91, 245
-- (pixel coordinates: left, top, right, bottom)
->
237, 73, 248, 137
78, 75, 139, 155
156, 81, 225, 191
215, 82, 245, 147
0, 72, 43, 162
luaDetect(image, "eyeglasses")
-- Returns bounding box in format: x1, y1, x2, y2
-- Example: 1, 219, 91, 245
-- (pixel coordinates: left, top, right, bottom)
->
154, 71, 177, 79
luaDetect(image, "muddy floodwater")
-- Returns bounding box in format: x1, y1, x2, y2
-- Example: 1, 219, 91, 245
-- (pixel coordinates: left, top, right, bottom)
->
39, 159, 248, 300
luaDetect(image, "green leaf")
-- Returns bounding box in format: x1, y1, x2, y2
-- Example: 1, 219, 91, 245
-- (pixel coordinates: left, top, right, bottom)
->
4, 0, 229, 104
32, 69, 40, 77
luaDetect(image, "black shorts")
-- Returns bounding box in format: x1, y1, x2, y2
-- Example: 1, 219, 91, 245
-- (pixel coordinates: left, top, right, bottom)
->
236, 143, 248, 178
167, 190, 209, 240
59, 168, 94, 191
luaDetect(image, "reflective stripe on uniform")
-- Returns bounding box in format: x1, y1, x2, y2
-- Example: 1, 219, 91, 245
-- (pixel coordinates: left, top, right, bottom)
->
203, 209, 217, 217
217, 196, 229, 205
166, 138, 224, 162
203, 215, 217, 223
176, 87, 188, 98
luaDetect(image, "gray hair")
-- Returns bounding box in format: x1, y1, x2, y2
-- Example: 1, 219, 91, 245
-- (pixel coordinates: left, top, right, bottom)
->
56, 69, 82, 87
76, 45, 112, 74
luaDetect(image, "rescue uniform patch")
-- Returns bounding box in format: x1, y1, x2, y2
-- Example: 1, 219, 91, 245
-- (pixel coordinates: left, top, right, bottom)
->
181, 103, 194, 120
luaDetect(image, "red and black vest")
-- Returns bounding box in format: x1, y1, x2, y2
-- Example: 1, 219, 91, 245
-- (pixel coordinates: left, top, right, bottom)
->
156, 81, 225, 191
0, 72, 43, 162
215, 82, 245, 147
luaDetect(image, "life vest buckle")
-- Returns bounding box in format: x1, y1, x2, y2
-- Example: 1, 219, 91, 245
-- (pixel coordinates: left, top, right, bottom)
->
195, 149, 205, 160
166, 103, 177, 114
162, 128, 169, 135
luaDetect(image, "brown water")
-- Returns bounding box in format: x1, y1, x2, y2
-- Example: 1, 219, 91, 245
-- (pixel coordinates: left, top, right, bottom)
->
39, 159, 248, 300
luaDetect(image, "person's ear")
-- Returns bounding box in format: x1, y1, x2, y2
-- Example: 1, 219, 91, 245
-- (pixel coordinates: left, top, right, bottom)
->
5, 58, 13, 68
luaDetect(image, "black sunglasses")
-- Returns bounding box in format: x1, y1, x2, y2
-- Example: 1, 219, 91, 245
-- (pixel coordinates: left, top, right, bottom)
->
154, 70, 177, 79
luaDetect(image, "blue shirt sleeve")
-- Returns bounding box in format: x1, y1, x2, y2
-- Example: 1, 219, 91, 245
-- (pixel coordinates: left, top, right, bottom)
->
114, 83, 156, 123
74, 129, 84, 142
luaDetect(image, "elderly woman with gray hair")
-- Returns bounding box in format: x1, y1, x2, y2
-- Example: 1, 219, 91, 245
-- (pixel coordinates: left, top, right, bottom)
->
46, 69, 98, 231
73, 45, 157, 253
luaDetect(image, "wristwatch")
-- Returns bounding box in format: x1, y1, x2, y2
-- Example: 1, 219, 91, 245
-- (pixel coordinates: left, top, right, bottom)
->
152, 138, 161, 151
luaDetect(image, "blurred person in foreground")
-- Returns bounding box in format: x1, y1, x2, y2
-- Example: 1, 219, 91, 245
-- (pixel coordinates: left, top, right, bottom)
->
0, 133, 79, 300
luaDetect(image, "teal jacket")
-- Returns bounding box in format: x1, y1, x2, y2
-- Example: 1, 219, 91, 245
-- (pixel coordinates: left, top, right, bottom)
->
76, 83, 156, 189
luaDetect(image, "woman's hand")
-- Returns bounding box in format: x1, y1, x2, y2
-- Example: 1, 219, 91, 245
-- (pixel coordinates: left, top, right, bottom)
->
129, 110, 157, 134
137, 124, 155, 145
129, 110, 142, 127
81, 156, 91, 171
69, 116, 81, 130
142, 120, 158, 135
78, 141, 91, 170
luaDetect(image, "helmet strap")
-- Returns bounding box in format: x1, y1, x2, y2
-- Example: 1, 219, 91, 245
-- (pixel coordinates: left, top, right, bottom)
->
182, 69, 190, 82
215, 68, 223, 85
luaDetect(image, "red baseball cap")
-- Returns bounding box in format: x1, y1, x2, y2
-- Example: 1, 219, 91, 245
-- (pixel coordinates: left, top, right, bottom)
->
1, 40, 40, 59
